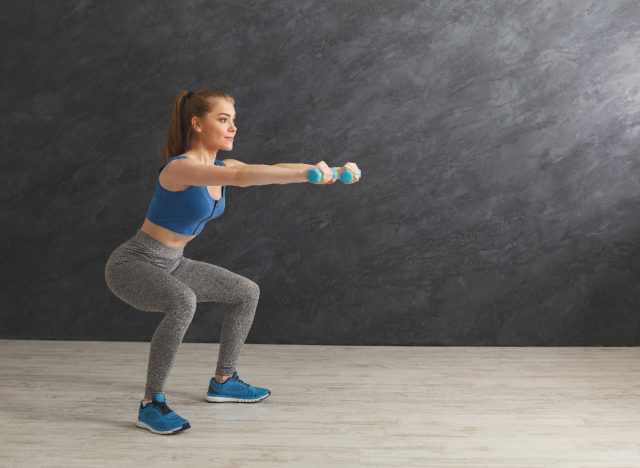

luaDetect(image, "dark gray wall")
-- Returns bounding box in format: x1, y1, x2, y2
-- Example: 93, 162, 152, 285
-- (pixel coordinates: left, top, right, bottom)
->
3, 1, 640, 345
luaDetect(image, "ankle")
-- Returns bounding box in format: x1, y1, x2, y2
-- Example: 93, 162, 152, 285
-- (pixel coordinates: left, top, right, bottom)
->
214, 374, 232, 384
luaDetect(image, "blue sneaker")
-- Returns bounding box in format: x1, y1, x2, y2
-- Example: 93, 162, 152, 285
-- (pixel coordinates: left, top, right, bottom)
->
206, 371, 271, 403
135, 393, 191, 434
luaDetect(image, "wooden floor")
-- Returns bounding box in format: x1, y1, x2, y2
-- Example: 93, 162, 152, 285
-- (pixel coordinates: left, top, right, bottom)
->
2, 341, 640, 467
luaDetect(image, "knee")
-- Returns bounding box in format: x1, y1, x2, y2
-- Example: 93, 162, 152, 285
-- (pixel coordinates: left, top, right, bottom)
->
238, 278, 260, 302
168, 289, 197, 320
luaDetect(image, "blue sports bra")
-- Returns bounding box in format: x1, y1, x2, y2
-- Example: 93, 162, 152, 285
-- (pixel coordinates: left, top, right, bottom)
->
145, 155, 226, 236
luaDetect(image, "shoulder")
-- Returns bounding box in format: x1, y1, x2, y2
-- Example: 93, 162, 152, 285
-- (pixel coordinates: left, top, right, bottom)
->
221, 159, 246, 167
159, 155, 197, 174
158, 155, 206, 190
161, 155, 193, 168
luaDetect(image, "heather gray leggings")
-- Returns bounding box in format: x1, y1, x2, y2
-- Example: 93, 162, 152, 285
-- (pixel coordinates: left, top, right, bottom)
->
104, 229, 260, 399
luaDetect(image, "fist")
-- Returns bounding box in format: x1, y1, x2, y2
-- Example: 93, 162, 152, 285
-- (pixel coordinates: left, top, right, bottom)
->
338, 162, 361, 183
312, 160, 336, 185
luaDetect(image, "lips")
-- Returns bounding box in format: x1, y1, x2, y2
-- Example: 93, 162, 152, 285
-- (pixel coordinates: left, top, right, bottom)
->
225, 137, 234, 141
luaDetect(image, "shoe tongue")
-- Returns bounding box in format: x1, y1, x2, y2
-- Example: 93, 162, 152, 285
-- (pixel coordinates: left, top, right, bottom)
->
152, 393, 166, 403
232, 371, 239, 379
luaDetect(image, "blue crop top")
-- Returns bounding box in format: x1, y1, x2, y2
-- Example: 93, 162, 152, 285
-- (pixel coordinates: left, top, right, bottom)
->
145, 155, 226, 236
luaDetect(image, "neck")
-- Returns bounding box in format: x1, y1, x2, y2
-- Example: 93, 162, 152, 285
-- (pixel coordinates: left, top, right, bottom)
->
184, 142, 219, 164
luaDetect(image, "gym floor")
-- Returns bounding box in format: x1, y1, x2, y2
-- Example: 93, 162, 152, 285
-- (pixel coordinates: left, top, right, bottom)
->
2, 340, 640, 467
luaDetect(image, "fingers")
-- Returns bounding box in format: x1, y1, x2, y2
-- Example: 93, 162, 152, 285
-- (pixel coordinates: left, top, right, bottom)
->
315, 161, 361, 184
316, 161, 334, 184
343, 162, 361, 183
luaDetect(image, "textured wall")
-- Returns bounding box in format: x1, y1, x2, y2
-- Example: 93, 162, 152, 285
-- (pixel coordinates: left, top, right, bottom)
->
3, 1, 640, 344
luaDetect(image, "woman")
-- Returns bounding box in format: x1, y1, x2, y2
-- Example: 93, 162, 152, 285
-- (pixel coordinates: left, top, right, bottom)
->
104, 88, 361, 435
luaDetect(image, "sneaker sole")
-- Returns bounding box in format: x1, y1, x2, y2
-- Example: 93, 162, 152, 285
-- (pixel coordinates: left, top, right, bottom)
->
205, 391, 270, 403
135, 420, 191, 435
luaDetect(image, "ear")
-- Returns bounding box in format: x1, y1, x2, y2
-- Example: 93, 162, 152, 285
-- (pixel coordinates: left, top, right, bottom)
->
191, 116, 202, 133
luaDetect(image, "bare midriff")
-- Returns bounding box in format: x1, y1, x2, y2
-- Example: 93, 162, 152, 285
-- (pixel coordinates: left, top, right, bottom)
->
139, 218, 197, 248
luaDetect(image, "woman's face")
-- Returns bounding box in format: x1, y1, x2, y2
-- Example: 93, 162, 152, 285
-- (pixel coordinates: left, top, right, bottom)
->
194, 99, 237, 152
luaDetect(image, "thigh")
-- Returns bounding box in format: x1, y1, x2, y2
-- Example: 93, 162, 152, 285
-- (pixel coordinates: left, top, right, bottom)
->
171, 256, 259, 304
105, 255, 195, 312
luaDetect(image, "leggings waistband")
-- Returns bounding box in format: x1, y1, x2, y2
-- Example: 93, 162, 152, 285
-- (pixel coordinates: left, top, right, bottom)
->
128, 229, 184, 259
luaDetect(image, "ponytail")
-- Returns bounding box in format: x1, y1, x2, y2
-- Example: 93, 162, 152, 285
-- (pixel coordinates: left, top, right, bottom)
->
161, 90, 192, 161
160, 88, 235, 162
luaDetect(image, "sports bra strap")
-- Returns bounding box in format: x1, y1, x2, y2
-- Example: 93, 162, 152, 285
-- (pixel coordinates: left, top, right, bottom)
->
158, 155, 190, 174
158, 155, 225, 174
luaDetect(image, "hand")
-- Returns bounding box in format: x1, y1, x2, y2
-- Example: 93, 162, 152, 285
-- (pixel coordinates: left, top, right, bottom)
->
338, 162, 361, 183
311, 160, 336, 185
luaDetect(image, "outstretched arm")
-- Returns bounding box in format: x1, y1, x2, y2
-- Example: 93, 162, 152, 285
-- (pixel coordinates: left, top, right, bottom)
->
224, 159, 313, 181
273, 163, 315, 171
222, 159, 335, 186
235, 164, 308, 187
162, 157, 308, 188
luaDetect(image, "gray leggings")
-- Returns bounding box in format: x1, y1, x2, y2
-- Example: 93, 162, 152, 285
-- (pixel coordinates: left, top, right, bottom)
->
104, 229, 260, 398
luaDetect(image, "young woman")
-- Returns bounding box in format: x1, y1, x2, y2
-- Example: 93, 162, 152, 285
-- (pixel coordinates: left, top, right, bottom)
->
104, 88, 361, 435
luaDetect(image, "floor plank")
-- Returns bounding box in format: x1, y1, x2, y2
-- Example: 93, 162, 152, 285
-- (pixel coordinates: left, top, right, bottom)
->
1, 340, 640, 467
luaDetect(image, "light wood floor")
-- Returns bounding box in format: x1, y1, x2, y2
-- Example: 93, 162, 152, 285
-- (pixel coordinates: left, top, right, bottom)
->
2, 340, 640, 467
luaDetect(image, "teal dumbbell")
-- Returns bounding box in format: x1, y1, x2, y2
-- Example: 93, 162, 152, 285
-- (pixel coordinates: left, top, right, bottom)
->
307, 167, 362, 184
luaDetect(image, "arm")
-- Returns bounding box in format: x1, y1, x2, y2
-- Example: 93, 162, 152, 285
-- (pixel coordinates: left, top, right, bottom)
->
231, 160, 315, 186
236, 164, 308, 187
273, 163, 315, 171
161, 158, 307, 188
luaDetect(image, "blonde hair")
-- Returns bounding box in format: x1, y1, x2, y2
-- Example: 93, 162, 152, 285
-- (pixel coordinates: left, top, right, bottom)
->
160, 88, 235, 162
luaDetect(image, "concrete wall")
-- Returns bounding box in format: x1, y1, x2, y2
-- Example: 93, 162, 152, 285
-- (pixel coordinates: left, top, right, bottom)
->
3, 1, 640, 344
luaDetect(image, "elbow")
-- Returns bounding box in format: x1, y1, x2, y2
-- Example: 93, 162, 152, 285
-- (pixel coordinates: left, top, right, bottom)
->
231, 167, 247, 188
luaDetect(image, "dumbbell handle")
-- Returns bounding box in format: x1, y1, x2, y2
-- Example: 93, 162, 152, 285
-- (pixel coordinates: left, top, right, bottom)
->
307, 167, 362, 184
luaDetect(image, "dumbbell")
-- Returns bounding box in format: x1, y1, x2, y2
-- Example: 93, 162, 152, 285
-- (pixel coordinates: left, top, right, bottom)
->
306, 167, 362, 184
